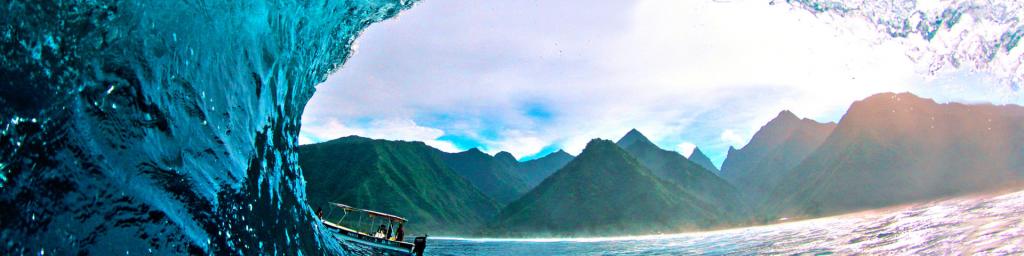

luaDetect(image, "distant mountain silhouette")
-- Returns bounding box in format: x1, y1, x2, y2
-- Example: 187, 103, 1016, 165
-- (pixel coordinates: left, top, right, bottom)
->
616, 128, 653, 149
441, 148, 529, 205
688, 147, 718, 172
495, 151, 518, 166
720, 110, 836, 205
771, 92, 1024, 217
297, 92, 1024, 237
610, 129, 749, 210
298, 136, 501, 235
515, 150, 574, 189
488, 139, 738, 236
615, 130, 747, 215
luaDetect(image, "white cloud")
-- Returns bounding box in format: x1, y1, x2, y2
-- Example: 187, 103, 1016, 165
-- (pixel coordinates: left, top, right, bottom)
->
560, 135, 596, 156
478, 130, 547, 160
720, 130, 745, 148
676, 142, 697, 158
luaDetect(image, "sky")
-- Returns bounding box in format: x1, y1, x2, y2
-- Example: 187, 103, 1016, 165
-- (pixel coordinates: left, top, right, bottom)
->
300, 0, 1022, 166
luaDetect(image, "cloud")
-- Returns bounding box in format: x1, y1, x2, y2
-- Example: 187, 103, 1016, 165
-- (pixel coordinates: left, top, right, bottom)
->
676, 142, 697, 158
477, 130, 547, 160
302, 0, 1018, 165
720, 130, 746, 149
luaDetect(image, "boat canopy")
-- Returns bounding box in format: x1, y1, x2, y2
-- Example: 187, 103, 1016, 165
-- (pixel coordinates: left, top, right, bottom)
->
330, 202, 357, 211
330, 202, 407, 222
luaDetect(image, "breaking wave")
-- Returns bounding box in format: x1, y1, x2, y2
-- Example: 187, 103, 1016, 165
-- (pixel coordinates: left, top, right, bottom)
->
783, 0, 1024, 92
1, 0, 415, 254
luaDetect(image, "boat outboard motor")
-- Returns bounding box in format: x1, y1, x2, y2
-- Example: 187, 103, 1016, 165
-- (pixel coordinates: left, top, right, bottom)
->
413, 235, 427, 256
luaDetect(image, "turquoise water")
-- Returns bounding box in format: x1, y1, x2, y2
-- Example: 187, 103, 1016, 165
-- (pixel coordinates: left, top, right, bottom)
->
427, 190, 1024, 255
0, 0, 414, 254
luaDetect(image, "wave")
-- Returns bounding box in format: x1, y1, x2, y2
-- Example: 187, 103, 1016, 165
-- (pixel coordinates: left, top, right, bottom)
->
784, 0, 1024, 91
0, 0, 415, 254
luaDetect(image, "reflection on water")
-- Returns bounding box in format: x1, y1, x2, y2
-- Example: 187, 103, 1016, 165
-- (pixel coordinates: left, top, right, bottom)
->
429, 190, 1024, 255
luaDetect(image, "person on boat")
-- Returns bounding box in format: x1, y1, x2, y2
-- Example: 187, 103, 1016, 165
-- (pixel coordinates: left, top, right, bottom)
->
395, 223, 405, 241
316, 207, 323, 219
375, 224, 387, 238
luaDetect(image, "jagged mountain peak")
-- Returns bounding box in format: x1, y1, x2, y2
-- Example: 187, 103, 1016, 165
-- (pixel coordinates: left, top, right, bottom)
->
617, 129, 655, 148
689, 147, 719, 172
777, 110, 799, 120
489, 137, 738, 236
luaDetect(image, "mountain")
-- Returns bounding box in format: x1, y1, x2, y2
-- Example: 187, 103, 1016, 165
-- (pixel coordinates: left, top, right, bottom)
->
488, 139, 737, 236
298, 136, 501, 235
494, 151, 518, 166
515, 150, 575, 189
615, 130, 746, 214
771, 92, 1024, 217
720, 110, 836, 204
688, 147, 718, 172
617, 128, 654, 148
441, 148, 529, 205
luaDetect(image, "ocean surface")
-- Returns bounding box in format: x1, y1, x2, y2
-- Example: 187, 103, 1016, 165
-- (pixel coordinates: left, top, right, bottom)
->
426, 190, 1024, 255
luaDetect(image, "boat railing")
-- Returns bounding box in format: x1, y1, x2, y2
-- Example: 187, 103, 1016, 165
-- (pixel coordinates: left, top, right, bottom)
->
320, 202, 425, 255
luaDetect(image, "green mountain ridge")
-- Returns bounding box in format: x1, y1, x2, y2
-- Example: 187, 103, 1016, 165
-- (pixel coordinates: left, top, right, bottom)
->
441, 148, 529, 205
615, 130, 748, 217
770, 92, 1024, 217
296, 92, 1024, 237
487, 139, 734, 237
298, 136, 575, 236
720, 110, 836, 206
298, 136, 501, 235
515, 150, 574, 189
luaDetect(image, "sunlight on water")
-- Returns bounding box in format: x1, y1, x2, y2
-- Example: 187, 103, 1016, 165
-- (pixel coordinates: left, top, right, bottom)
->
429, 190, 1024, 255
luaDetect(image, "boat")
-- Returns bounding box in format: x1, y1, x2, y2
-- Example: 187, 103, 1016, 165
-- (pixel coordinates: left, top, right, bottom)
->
321, 202, 427, 256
